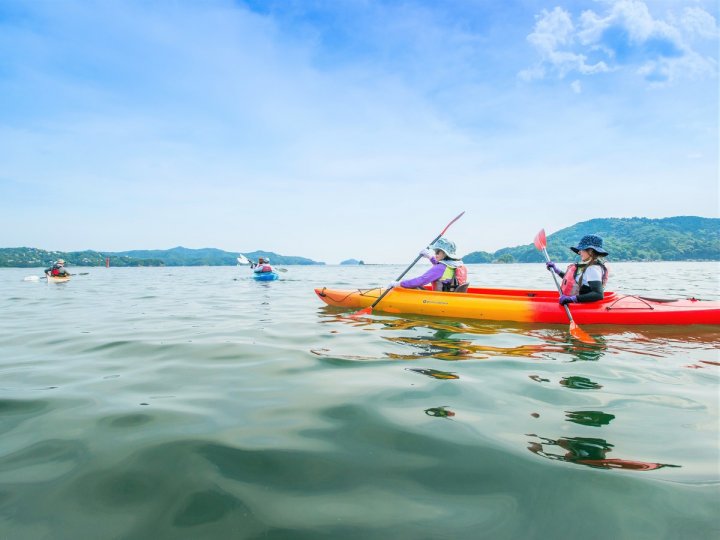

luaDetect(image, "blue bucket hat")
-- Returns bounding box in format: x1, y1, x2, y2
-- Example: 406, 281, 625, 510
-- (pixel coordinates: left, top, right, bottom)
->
430, 237, 458, 259
570, 235, 608, 257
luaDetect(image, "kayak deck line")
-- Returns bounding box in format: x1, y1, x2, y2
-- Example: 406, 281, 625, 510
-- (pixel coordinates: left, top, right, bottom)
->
317, 287, 382, 303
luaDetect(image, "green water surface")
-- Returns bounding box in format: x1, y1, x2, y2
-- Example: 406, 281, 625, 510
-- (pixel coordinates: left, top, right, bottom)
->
1, 263, 718, 539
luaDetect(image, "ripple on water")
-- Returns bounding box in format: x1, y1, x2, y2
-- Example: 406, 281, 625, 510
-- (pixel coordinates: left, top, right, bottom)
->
103, 413, 155, 429
0, 438, 87, 483
0, 398, 50, 435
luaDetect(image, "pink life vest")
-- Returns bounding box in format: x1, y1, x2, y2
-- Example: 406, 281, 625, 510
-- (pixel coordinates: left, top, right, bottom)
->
454, 265, 467, 286
256, 265, 272, 273
561, 262, 608, 296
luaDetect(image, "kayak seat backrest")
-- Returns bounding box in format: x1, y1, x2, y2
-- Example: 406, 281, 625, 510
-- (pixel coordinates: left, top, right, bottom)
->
454, 283, 469, 293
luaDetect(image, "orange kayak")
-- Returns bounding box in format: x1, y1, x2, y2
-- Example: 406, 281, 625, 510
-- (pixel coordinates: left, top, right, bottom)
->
314, 286, 720, 326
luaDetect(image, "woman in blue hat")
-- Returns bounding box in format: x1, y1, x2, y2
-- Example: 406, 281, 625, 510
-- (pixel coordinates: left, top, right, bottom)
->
387, 237, 467, 292
546, 235, 609, 305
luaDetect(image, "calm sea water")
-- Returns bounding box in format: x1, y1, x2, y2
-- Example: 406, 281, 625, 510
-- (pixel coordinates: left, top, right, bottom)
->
1, 262, 718, 539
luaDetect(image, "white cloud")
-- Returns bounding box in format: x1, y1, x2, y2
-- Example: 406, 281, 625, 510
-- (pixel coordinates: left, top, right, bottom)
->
527, 6, 575, 53
523, 7, 609, 79
522, 0, 718, 84
570, 79, 582, 93
680, 6, 719, 39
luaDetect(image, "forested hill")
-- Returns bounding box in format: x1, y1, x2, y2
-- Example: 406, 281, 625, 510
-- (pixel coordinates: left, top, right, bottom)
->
463, 216, 720, 263
110, 247, 323, 266
0, 246, 324, 268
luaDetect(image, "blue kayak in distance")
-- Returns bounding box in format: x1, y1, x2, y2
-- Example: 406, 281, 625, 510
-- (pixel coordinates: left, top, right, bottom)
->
253, 271, 280, 281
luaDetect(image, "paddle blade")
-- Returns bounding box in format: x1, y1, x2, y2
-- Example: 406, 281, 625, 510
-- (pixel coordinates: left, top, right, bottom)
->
349, 307, 372, 318
533, 229, 547, 251
237, 255, 250, 265
569, 321, 596, 344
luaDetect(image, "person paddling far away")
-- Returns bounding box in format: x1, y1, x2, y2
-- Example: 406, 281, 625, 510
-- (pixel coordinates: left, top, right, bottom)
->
251, 257, 274, 274
546, 235, 609, 306
44, 259, 70, 277
388, 238, 467, 292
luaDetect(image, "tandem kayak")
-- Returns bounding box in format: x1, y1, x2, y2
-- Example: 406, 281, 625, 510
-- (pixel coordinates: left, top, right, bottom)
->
314, 286, 720, 326
253, 271, 279, 281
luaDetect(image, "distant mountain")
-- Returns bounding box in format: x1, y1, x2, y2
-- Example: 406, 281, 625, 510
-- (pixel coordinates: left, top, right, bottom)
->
464, 216, 720, 263
110, 246, 323, 266
3, 217, 717, 267
0, 247, 163, 268
0, 246, 325, 267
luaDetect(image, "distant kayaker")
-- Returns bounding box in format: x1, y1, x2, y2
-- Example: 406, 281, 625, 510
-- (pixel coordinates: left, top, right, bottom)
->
388, 238, 467, 291
251, 256, 274, 274
546, 235, 609, 305
44, 259, 70, 278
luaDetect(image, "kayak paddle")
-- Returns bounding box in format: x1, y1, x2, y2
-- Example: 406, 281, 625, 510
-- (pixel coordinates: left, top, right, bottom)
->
237, 255, 287, 272
25, 272, 88, 281
533, 228, 595, 344
350, 211, 466, 318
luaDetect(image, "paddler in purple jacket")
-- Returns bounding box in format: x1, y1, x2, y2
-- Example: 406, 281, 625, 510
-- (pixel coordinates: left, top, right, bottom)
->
388, 238, 467, 292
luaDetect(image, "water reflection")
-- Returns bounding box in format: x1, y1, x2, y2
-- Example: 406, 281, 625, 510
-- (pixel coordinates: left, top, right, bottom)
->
318, 309, 507, 335
564, 411, 615, 427
529, 375, 605, 391
541, 333, 608, 362
603, 326, 720, 346
527, 435, 680, 471
379, 316, 572, 361
684, 359, 720, 369
319, 311, 571, 361
317, 305, 707, 478
315, 312, 577, 362
378, 318, 498, 336
386, 336, 559, 361
319, 307, 720, 367
405, 367, 459, 380
559, 376, 603, 390
424, 406, 456, 418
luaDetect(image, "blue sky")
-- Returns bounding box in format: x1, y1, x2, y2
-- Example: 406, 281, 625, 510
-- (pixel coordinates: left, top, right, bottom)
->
0, 0, 717, 263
